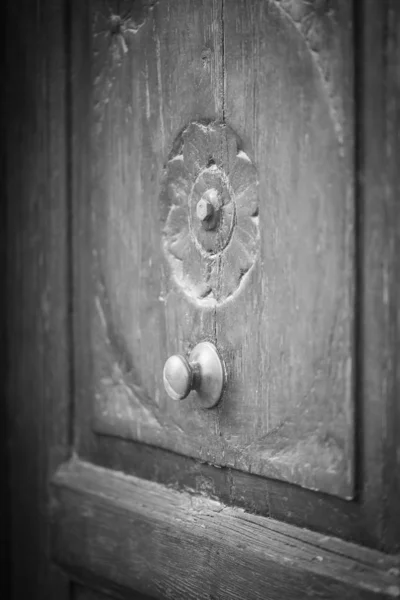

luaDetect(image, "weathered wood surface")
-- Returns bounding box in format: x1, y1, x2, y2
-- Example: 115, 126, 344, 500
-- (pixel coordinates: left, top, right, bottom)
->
4, 0, 70, 598
85, 0, 354, 497
52, 459, 400, 600
73, 0, 400, 551
219, 0, 354, 497
84, 0, 220, 460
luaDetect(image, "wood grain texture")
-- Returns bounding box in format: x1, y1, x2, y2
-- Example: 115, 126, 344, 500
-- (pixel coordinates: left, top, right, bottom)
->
360, 0, 400, 551
384, 0, 400, 551
220, 0, 354, 497
85, 0, 227, 468
4, 0, 71, 598
86, 0, 354, 497
52, 459, 400, 600
73, 0, 400, 551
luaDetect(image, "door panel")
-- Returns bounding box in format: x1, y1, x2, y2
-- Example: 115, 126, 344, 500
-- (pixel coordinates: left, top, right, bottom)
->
220, 0, 354, 496
91, 0, 354, 498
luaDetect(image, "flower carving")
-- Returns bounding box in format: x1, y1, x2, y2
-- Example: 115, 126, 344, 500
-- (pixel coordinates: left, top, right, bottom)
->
161, 122, 259, 305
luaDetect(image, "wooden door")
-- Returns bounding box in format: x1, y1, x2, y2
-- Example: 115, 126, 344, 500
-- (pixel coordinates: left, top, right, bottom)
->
5, 0, 400, 599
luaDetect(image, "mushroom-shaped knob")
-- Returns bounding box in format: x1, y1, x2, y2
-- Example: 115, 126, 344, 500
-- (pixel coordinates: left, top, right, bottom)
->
163, 342, 224, 408
163, 354, 193, 401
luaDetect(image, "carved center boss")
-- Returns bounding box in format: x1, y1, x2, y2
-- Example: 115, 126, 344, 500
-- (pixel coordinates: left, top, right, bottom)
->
161, 122, 260, 305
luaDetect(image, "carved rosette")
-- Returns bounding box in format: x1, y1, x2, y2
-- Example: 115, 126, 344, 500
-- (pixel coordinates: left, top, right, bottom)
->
161, 122, 259, 305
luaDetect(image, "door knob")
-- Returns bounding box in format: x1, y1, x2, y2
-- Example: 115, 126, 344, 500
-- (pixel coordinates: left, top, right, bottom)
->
163, 341, 224, 408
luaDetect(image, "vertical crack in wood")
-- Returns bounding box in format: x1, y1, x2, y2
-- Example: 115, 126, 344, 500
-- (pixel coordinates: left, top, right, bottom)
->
155, 24, 165, 155
217, 0, 225, 451
65, 0, 75, 453
221, 0, 226, 122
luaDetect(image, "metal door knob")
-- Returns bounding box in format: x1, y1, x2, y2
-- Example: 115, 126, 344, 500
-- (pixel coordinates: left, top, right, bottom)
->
163, 341, 224, 408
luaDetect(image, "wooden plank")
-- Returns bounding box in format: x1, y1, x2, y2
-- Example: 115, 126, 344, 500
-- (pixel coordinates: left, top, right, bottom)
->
88, 0, 223, 456
220, 0, 355, 497
73, 0, 228, 462
68, 0, 94, 467
360, 0, 400, 551
51, 460, 400, 600
4, 0, 70, 598
69, 0, 93, 463
383, 0, 400, 550
88, 435, 366, 543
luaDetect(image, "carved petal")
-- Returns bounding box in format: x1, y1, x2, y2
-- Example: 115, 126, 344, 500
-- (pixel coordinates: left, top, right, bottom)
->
219, 236, 254, 299
182, 243, 212, 299
162, 122, 259, 305
165, 155, 190, 206
183, 123, 210, 177
168, 229, 191, 261
164, 206, 189, 238
230, 153, 258, 217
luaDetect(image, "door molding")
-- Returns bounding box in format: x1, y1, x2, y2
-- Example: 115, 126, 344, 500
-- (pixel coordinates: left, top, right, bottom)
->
51, 459, 400, 600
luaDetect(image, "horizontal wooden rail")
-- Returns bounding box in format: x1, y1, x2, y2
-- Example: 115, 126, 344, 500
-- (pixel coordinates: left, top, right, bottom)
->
51, 459, 400, 599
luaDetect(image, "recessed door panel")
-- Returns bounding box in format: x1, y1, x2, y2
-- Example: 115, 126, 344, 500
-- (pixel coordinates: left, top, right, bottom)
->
91, 0, 354, 498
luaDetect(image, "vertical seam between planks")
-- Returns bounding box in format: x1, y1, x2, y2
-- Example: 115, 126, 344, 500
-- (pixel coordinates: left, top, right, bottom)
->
65, 0, 75, 454
353, 0, 363, 503
221, 0, 225, 122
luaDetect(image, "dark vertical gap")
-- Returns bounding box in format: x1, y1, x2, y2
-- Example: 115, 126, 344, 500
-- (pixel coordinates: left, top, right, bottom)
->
65, 0, 76, 454
221, 0, 225, 122
252, 5, 257, 161
378, 1, 394, 550
382, 0, 399, 552
215, 0, 225, 445
380, 0, 390, 549
2, 3, 11, 597
214, 0, 225, 341
389, 0, 400, 552
353, 0, 363, 503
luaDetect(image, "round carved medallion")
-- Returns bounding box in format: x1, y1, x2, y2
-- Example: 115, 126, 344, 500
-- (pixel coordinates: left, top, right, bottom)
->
161, 122, 259, 306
